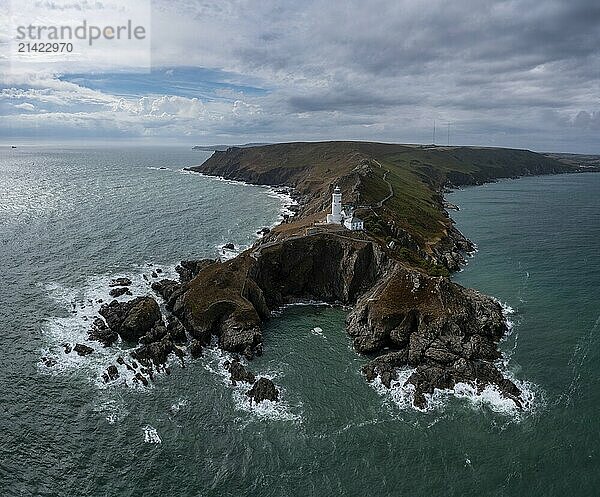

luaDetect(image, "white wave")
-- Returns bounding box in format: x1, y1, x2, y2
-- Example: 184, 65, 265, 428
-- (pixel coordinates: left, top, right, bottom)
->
371, 366, 540, 419
170, 398, 188, 414
202, 345, 301, 422
217, 243, 245, 261
38, 264, 181, 389
311, 327, 325, 337
143, 425, 162, 444
371, 368, 418, 411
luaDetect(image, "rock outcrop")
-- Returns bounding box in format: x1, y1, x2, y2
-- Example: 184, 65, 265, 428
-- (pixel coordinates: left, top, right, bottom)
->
99, 297, 162, 342
169, 233, 386, 360
88, 317, 118, 346
346, 265, 521, 408
247, 377, 279, 404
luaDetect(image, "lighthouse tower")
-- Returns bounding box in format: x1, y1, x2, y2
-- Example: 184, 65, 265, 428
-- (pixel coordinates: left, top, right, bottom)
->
326, 186, 343, 224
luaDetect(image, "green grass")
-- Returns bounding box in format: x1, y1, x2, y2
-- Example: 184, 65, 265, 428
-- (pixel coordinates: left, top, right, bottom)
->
194, 141, 575, 274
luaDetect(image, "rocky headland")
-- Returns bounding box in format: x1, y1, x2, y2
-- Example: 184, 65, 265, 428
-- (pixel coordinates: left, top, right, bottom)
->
81, 142, 582, 408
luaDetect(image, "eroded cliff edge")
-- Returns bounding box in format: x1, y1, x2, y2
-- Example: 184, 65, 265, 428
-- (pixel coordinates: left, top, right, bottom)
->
163, 141, 578, 408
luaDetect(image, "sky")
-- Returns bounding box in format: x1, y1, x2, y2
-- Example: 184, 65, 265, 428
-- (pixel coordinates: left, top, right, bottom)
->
0, 0, 599, 153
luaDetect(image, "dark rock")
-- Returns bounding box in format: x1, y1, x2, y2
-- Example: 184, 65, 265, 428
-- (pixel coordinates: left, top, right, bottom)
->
109, 287, 132, 298
151, 271, 158, 278
219, 320, 262, 359
109, 277, 132, 287
156, 268, 163, 274
139, 323, 168, 345
99, 297, 162, 342
166, 315, 187, 343
74, 343, 94, 356
175, 259, 215, 283
246, 377, 279, 404
223, 243, 235, 250
188, 339, 203, 358
131, 337, 174, 366
88, 317, 118, 347
42, 356, 57, 367
63, 343, 72, 354
224, 357, 255, 384
106, 365, 119, 381
152, 279, 181, 302
257, 227, 271, 235
134, 372, 149, 387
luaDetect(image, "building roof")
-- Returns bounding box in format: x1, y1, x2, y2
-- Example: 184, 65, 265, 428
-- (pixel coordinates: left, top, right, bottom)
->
347, 216, 363, 223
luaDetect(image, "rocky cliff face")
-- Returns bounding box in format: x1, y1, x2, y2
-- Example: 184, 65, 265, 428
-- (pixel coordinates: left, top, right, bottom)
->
163, 231, 522, 409
347, 266, 521, 408
168, 234, 387, 357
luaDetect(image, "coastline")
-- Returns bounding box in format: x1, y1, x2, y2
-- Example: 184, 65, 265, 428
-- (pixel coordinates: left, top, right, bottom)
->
39, 142, 594, 413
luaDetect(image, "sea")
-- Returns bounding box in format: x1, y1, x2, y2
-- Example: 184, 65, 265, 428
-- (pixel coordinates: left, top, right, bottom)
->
0, 146, 598, 497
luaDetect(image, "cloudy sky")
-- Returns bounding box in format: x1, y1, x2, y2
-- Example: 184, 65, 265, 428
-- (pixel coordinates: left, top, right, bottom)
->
1, 0, 599, 152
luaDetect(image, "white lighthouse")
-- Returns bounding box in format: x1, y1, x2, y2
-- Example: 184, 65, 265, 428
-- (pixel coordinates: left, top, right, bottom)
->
326, 186, 343, 224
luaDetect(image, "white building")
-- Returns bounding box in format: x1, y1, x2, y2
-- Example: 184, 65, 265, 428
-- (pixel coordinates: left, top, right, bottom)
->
326, 186, 364, 231
344, 216, 364, 231
326, 186, 343, 224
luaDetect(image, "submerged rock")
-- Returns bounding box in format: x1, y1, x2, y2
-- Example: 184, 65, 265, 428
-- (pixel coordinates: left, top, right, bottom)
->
109, 277, 132, 287
246, 377, 279, 404
88, 317, 118, 347
73, 343, 94, 356
109, 287, 132, 298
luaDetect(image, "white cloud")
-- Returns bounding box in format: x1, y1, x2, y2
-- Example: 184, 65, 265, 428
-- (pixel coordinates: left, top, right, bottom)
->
13, 102, 35, 111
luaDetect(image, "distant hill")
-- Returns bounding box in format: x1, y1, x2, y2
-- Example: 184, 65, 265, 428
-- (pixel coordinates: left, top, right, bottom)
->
192, 143, 271, 152
544, 152, 600, 171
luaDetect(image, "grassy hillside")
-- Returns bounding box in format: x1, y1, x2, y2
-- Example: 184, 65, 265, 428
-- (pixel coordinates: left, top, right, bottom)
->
191, 141, 575, 274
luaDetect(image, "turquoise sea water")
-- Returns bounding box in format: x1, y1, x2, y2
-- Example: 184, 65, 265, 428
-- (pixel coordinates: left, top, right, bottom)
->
0, 147, 598, 496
